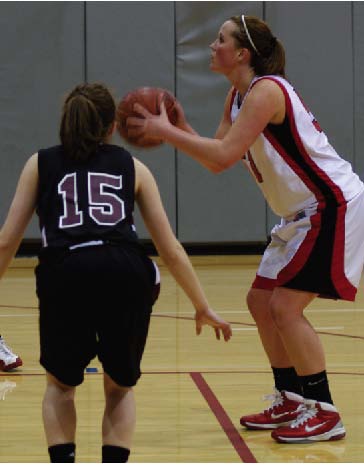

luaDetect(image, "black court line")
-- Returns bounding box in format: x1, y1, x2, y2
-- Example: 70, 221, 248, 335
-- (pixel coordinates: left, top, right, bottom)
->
2, 369, 364, 378
190, 372, 257, 463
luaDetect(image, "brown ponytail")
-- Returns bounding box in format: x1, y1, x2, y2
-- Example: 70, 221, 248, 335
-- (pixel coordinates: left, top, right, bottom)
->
60, 83, 116, 162
230, 15, 286, 78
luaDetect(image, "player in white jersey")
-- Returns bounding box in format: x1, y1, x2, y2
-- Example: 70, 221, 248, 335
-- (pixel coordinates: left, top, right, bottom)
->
128, 14, 364, 443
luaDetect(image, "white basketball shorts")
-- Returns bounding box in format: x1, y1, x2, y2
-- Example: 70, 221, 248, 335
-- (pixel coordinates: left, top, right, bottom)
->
252, 190, 364, 301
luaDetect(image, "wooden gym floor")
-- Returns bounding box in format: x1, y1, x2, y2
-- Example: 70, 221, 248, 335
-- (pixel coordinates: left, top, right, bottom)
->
0, 255, 364, 463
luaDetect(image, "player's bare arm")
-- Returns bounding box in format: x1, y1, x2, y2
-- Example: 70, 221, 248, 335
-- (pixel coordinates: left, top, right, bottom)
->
0, 153, 38, 278
134, 158, 231, 341
129, 79, 285, 173
174, 99, 199, 135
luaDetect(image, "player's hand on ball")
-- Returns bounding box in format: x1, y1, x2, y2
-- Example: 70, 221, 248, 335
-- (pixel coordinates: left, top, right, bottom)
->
117, 87, 177, 148
128, 100, 172, 142
195, 308, 232, 342
173, 100, 189, 130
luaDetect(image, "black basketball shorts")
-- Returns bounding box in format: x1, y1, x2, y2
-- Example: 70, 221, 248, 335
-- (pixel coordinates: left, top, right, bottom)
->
35, 244, 160, 387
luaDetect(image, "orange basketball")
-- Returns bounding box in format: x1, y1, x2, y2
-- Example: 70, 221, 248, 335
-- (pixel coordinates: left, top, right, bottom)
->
116, 87, 178, 148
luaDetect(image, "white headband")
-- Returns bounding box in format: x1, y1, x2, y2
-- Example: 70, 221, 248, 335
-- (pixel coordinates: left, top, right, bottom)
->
241, 14, 260, 55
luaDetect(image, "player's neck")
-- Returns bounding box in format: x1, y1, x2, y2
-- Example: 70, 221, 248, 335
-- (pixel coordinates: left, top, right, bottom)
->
229, 67, 256, 97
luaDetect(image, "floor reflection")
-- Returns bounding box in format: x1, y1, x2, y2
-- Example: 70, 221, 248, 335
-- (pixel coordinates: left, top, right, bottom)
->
0, 378, 17, 401
241, 428, 346, 462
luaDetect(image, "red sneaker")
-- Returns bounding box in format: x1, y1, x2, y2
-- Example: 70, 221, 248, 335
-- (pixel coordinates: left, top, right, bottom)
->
240, 389, 305, 430
272, 400, 346, 443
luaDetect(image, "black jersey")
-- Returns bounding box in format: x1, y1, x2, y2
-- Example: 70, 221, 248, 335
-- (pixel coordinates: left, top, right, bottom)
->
37, 144, 140, 248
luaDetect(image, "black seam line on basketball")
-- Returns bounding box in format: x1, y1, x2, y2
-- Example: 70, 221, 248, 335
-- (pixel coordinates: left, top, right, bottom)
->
2, 370, 364, 378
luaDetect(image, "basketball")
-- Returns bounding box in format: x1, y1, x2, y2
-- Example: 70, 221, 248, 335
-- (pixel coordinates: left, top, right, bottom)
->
116, 87, 178, 148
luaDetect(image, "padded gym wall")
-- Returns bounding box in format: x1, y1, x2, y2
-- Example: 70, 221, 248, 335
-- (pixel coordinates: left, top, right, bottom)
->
353, 1, 364, 182
175, 1, 266, 243
0, 1, 84, 238
85, 1, 176, 238
0, 1, 362, 248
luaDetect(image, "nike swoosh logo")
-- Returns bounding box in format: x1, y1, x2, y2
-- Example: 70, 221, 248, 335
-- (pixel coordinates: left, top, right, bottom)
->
305, 422, 327, 432
307, 378, 325, 386
271, 411, 293, 419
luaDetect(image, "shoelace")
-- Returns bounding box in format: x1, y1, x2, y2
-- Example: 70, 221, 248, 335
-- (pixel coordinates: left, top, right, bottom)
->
290, 404, 317, 428
262, 389, 283, 413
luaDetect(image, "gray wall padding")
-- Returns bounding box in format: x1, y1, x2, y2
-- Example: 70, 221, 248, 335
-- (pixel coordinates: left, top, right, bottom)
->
0, 2, 362, 245
175, 2, 266, 242
86, 1, 176, 236
0, 1, 84, 237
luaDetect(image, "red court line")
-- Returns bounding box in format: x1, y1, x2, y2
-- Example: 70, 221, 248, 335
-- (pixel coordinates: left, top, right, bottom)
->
1, 307, 364, 341
190, 371, 257, 463
152, 314, 364, 340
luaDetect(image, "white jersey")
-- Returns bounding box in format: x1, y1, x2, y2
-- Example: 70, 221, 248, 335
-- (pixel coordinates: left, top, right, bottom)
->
230, 75, 364, 218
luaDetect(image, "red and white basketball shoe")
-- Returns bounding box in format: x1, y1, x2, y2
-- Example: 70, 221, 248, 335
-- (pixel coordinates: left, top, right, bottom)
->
271, 399, 346, 443
0, 336, 23, 371
240, 389, 305, 430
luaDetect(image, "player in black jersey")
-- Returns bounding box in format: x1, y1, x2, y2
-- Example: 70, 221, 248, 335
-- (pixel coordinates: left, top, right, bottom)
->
0, 82, 231, 463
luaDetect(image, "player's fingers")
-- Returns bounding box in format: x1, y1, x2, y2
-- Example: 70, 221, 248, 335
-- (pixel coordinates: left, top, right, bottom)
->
126, 116, 145, 127
196, 323, 201, 336
223, 323, 232, 342
159, 100, 167, 115
158, 92, 168, 113
126, 128, 144, 139
223, 327, 232, 342
133, 103, 153, 117
215, 328, 221, 340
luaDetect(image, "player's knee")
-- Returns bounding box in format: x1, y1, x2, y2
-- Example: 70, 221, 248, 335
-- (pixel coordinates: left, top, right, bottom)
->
103, 373, 132, 398
269, 297, 292, 329
246, 289, 269, 322
46, 372, 75, 395
246, 289, 257, 317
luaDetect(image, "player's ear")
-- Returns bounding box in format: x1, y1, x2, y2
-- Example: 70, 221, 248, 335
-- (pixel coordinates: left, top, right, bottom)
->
107, 120, 117, 137
238, 47, 250, 62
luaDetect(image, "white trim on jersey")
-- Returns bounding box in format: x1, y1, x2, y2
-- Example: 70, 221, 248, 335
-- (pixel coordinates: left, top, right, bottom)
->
69, 240, 105, 250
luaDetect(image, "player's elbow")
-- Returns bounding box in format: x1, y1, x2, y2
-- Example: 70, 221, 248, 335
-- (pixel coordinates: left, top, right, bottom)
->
159, 241, 185, 267
211, 145, 240, 173
210, 157, 236, 174
0, 234, 13, 255
205, 161, 222, 174
207, 154, 231, 174
0, 233, 10, 250
210, 162, 228, 174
